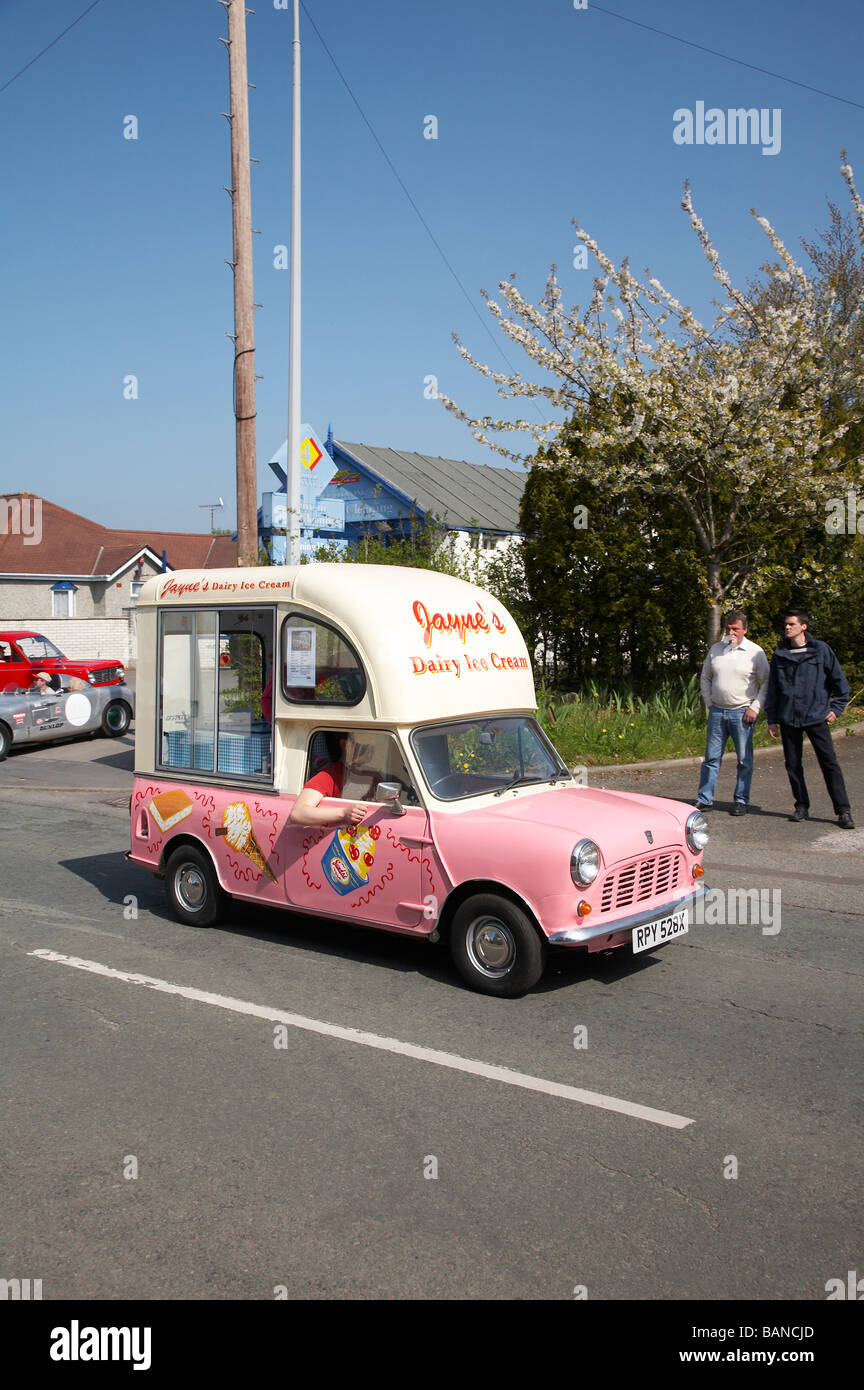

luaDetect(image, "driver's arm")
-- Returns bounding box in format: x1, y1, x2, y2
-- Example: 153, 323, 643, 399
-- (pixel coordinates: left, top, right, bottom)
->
290, 786, 368, 827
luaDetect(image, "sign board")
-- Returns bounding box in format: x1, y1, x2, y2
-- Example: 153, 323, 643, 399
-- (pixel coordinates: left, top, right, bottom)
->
263, 425, 344, 541
298, 424, 337, 505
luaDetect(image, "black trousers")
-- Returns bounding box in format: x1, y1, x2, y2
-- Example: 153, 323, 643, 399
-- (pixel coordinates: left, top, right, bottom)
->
779, 721, 851, 815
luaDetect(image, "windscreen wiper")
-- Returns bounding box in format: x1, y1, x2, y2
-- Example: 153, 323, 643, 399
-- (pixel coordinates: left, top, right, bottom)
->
493, 774, 543, 796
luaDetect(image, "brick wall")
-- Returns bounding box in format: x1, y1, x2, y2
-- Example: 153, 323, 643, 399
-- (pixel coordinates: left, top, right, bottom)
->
0, 616, 137, 663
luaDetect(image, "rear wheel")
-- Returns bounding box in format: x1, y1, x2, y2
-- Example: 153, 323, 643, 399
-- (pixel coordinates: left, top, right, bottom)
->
0, 723, 10, 761
450, 893, 546, 997
101, 700, 132, 737
165, 845, 225, 928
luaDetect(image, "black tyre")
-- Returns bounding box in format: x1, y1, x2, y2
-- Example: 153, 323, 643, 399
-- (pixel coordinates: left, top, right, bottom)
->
165, 844, 225, 928
101, 700, 132, 737
0, 723, 10, 761
450, 893, 546, 997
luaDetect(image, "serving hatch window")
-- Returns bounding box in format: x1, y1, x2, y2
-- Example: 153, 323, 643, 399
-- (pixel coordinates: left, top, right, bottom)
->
281, 613, 366, 705
158, 608, 274, 778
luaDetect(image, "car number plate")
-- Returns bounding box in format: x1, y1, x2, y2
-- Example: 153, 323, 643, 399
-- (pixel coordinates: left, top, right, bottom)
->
632, 908, 689, 954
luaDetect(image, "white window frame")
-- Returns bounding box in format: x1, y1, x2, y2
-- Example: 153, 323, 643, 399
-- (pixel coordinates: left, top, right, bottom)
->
51, 588, 75, 618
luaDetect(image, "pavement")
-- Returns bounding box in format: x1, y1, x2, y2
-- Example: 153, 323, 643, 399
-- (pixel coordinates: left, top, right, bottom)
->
588, 723, 864, 917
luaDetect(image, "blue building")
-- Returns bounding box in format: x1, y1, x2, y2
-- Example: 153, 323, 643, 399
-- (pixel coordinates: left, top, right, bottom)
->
261, 431, 525, 562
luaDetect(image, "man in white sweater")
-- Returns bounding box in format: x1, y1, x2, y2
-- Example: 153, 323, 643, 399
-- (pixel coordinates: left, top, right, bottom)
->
696, 609, 770, 816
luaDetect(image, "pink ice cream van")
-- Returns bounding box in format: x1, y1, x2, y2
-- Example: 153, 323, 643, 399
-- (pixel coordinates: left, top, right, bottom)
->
128, 564, 707, 996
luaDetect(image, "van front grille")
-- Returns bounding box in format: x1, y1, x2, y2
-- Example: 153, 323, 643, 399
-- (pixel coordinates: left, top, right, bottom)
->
599, 852, 682, 913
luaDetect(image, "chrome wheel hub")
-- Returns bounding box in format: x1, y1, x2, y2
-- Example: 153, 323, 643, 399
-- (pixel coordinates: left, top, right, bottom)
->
177, 866, 206, 910
467, 917, 515, 976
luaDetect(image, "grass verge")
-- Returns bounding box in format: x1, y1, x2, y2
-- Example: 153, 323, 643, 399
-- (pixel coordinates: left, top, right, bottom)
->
537, 678, 864, 767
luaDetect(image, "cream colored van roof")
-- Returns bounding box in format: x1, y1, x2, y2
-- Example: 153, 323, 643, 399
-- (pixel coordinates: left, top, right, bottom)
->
138, 563, 536, 722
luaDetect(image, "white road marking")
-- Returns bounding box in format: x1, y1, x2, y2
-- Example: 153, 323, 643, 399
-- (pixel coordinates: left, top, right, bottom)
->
28, 949, 695, 1129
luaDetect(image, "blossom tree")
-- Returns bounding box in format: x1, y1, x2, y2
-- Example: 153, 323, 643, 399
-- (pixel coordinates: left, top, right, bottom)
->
438, 157, 864, 644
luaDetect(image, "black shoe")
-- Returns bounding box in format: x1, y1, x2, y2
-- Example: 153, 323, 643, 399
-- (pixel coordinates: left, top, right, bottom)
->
789, 806, 809, 822
838, 812, 855, 830
695, 801, 712, 812
730, 803, 747, 816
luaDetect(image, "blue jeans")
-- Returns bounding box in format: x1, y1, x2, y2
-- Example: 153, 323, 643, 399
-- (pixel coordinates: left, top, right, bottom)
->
697, 706, 754, 806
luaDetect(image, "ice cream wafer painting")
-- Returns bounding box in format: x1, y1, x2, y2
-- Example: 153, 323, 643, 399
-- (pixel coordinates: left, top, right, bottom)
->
216, 800, 278, 883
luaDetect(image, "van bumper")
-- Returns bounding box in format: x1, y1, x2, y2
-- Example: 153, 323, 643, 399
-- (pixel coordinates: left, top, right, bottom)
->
547, 884, 707, 946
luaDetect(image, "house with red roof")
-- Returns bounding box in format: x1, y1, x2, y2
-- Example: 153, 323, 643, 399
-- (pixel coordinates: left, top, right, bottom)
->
0, 493, 237, 664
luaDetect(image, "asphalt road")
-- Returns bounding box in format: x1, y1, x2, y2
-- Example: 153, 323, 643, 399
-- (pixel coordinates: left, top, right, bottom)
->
1, 723, 862, 1302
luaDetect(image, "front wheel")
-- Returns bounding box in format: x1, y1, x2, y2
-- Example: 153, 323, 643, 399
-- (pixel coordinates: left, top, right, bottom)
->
0, 723, 10, 761
101, 700, 132, 737
165, 844, 225, 928
450, 893, 546, 997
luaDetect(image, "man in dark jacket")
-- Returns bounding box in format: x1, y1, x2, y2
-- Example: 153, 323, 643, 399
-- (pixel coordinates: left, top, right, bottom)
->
765, 610, 854, 828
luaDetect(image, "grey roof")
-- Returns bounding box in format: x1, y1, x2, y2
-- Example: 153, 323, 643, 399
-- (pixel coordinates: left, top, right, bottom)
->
336, 442, 526, 534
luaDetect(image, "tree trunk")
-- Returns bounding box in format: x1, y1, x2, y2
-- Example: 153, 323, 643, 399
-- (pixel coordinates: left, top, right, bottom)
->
706, 561, 724, 646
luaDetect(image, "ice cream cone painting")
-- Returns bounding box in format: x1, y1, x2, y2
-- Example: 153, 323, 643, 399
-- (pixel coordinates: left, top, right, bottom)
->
217, 800, 278, 883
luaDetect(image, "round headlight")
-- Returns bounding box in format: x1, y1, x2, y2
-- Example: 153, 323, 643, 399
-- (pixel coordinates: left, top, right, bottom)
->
686, 811, 709, 853
570, 838, 600, 886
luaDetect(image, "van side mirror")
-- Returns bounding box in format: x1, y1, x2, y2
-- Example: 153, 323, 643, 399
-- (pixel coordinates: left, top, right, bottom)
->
375, 781, 406, 816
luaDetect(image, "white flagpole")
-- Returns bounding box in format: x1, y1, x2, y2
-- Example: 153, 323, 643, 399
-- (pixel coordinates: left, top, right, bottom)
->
286, 0, 302, 565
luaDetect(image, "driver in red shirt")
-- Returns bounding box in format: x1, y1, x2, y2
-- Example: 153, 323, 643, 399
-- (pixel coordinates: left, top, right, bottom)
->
290, 733, 370, 827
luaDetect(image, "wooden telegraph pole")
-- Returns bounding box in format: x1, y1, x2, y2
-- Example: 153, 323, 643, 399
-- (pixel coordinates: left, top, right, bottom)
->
222, 0, 258, 567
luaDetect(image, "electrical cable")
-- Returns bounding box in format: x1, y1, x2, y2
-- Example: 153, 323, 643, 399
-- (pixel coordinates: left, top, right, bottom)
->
590, 3, 864, 112
299, 1, 539, 400
0, 0, 106, 97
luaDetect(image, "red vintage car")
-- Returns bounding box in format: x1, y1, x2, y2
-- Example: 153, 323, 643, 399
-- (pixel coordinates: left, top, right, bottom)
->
0, 631, 125, 693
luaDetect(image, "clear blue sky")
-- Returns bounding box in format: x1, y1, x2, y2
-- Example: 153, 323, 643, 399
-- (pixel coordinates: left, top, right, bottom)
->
2, 0, 862, 533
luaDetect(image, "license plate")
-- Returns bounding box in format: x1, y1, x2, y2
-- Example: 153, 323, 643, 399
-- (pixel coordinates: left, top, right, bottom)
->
632, 908, 689, 954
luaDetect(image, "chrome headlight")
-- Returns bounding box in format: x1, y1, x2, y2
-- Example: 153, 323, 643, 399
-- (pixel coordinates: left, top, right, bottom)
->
570, 838, 600, 886
686, 810, 709, 853
87, 672, 96, 684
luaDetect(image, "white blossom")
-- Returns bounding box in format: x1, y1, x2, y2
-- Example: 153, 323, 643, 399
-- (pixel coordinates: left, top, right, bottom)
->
440, 159, 864, 627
